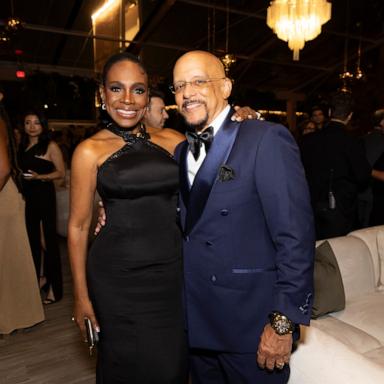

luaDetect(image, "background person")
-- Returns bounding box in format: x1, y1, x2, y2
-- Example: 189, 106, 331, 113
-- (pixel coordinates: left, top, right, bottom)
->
363, 108, 384, 166
310, 105, 327, 131
18, 110, 65, 304
301, 93, 371, 239
0, 92, 44, 335
358, 108, 384, 227
143, 88, 169, 133
295, 118, 317, 145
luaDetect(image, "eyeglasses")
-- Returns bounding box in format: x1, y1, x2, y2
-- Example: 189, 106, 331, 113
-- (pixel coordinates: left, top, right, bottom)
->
169, 78, 226, 94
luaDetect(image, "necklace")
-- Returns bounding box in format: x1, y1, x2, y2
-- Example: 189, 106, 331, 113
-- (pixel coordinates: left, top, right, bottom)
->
105, 122, 150, 142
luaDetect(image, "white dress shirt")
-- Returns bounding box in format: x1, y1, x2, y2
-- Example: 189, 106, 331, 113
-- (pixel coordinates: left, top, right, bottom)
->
187, 105, 231, 185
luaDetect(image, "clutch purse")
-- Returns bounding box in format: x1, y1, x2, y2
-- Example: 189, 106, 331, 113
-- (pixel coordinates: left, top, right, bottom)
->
84, 317, 99, 356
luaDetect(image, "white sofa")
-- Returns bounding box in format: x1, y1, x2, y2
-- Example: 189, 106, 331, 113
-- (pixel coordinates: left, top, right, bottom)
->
289, 226, 384, 383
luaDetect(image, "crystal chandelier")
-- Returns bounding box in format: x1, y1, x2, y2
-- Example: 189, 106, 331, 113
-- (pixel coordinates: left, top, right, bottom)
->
267, 0, 332, 60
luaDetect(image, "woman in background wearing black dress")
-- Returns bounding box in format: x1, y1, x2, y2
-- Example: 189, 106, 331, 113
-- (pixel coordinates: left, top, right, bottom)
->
68, 52, 188, 383
19, 111, 65, 304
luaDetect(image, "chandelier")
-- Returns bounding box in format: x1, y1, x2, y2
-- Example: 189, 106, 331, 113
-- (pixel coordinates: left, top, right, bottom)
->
267, 0, 332, 61
220, 0, 236, 76
338, 17, 365, 93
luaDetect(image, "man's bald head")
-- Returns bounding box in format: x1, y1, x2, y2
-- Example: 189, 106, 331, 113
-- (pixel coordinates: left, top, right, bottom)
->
173, 50, 232, 131
174, 51, 226, 78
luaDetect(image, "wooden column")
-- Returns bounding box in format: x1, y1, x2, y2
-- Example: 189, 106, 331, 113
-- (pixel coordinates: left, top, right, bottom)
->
275, 91, 305, 134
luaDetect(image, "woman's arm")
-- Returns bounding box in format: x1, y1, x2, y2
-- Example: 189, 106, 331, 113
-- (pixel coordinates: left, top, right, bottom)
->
67, 140, 99, 336
0, 118, 10, 191
28, 141, 66, 181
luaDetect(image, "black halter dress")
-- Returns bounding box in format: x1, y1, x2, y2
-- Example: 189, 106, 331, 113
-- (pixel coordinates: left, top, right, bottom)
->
87, 123, 187, 384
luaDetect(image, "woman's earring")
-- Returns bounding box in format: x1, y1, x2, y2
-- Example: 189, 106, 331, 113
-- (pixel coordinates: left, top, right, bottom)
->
101, 103, 106, 110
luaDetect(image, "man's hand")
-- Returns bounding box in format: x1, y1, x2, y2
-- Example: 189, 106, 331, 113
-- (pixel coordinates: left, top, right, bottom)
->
257, 324, 292, 371
231, 105, 261, 122
94, 201, 106, 235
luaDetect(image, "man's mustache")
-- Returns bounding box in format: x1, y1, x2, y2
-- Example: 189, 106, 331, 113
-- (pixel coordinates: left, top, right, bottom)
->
182, 99, 207, 109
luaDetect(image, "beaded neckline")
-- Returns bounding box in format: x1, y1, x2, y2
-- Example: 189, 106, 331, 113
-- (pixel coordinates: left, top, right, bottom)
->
105, 122, 150, 142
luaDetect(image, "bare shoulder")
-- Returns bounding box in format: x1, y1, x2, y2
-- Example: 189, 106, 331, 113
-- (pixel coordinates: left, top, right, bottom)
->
47, 140, 61, 152
72, 136, 101, 163
150, 128, 185, 155
73, 129, 128, 167
161, 128, 185, 141
155, 128, 185, 145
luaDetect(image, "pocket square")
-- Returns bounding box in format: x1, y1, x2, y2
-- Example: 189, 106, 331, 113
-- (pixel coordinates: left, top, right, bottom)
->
218, 164, 235, 182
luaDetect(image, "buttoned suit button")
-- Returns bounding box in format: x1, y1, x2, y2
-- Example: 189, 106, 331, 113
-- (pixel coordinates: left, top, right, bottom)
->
184, 235, 190, 242
211, 275, 217, 282
220, 209, 229, 216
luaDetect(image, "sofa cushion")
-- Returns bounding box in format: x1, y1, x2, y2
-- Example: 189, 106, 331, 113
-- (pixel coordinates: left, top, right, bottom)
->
326, 236, 376, 301
290, 323, 384, 384
331, 292, 384, 344
310, 316, 382, 354
376, 229, 384, 289
312, 241, 345, 318
348, 226, 384, 288
364, 347, 384, 368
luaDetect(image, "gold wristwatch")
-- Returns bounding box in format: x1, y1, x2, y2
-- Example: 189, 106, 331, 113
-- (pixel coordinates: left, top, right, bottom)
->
269, 312, 295, 336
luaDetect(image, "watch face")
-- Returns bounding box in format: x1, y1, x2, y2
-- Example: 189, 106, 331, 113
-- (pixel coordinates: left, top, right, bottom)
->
275, 318, 290, 334
271, 313, 293, 335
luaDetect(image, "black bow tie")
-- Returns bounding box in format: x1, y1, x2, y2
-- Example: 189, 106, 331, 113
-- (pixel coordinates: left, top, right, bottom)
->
185, 126, 214, 161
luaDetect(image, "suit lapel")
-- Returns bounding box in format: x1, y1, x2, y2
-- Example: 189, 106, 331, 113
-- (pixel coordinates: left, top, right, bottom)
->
178, 140, 190, 208
185, 115, 240, 234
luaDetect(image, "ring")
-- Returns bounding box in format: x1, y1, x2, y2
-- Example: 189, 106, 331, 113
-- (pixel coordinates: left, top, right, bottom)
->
276, 362, 284, 369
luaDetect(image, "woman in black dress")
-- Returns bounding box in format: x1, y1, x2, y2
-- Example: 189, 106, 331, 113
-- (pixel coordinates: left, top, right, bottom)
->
19, 111, 65, 304
68, 53, 188, 383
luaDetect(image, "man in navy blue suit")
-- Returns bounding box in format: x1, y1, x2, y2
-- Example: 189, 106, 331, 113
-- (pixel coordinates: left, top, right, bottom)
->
173, 50, 315, 384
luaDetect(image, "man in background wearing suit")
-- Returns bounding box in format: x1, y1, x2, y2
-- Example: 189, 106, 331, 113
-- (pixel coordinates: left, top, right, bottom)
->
301, 92, 371, 239
173, 50, 314, 384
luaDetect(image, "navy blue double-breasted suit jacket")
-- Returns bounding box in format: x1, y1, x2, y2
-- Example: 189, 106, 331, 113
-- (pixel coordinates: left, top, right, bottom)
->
175, 112, 315, 353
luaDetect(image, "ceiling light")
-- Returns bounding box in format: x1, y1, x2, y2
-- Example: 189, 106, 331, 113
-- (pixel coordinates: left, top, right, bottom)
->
92, 0, 119, 20
267, 0, 332, 61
